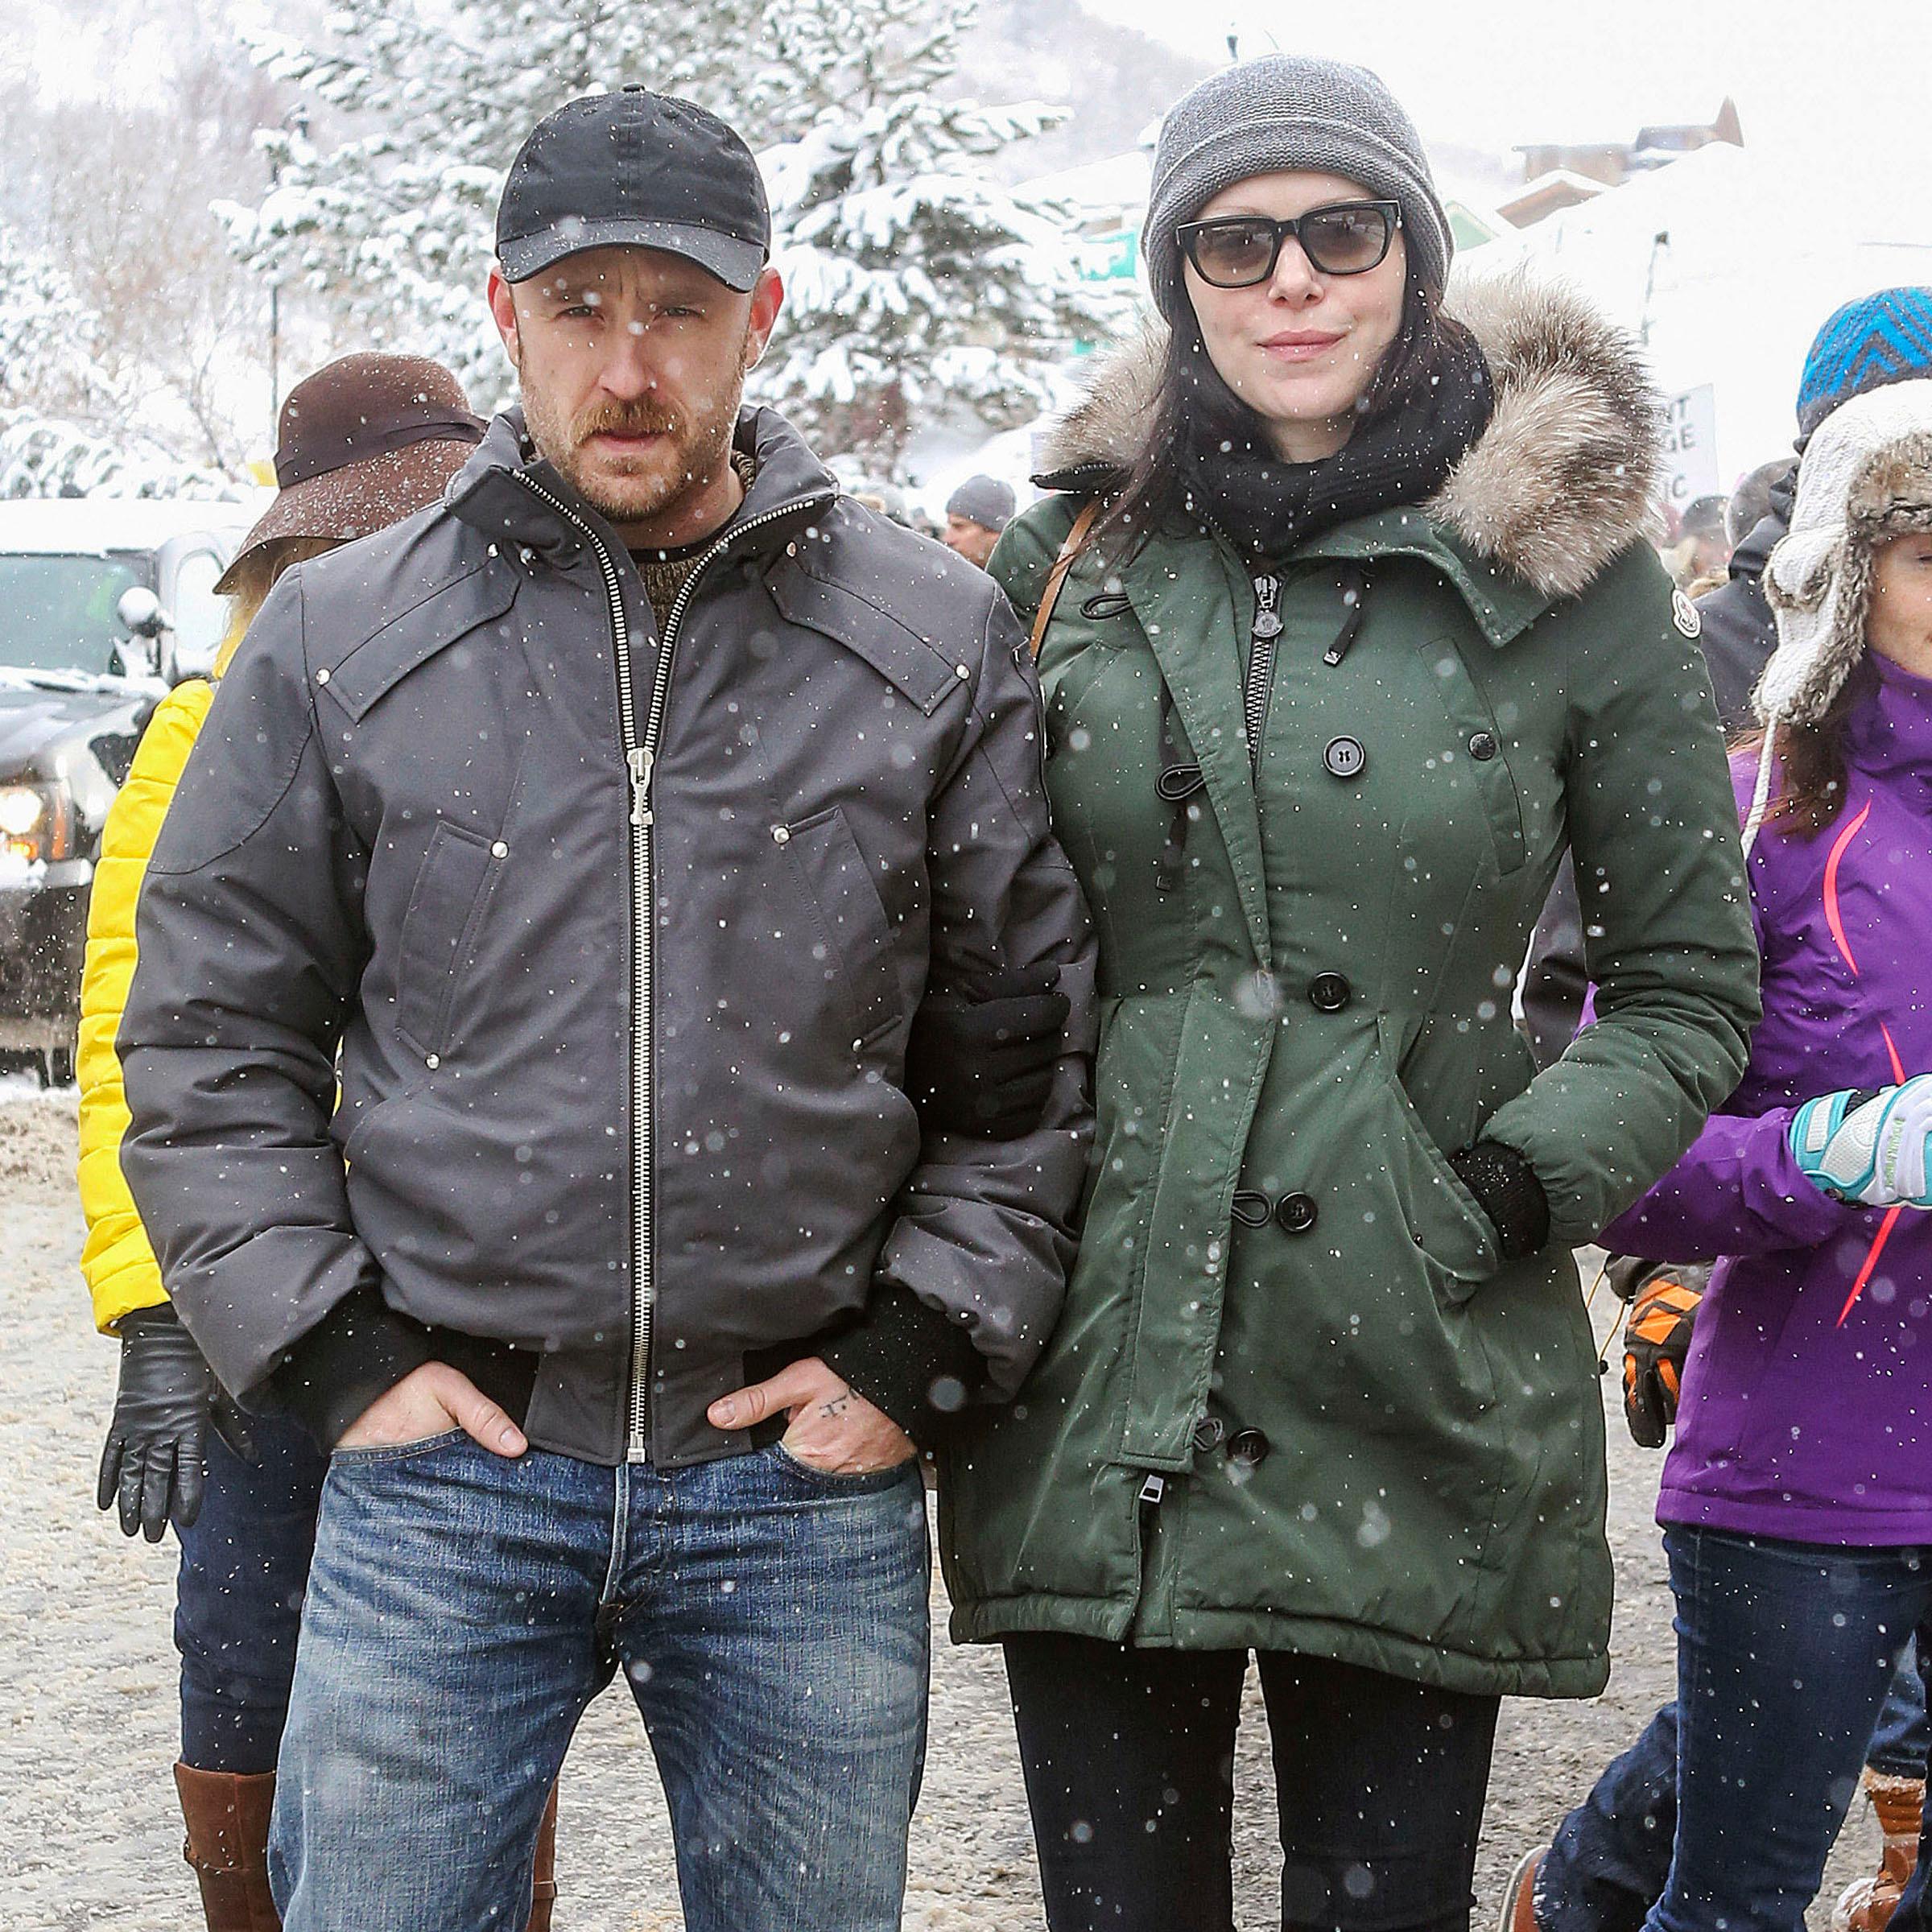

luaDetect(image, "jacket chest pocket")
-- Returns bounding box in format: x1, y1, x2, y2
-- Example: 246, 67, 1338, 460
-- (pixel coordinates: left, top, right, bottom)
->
1410, 636, 1528, 878
779, 805, 900, 1051
394, 820, 503, 1059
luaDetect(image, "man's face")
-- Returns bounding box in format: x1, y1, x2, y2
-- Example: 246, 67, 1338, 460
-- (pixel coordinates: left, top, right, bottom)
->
943, 514, 1000, 568
487, 246, 781, 535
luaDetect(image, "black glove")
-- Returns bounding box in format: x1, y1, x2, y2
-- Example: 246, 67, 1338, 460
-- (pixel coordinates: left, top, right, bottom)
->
97, 1305, 250, 1542
1620, 1264, 1707, 1449
904, 966, 1070, 1140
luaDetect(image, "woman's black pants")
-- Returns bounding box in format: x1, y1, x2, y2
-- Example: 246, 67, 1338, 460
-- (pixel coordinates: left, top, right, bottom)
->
1003, 1634, 1500, 1932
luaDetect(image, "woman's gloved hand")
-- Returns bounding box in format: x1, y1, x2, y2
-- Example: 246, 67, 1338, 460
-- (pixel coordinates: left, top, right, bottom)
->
1619, 1264, 1708, 1448
97, 1304, 250, 1542
1790, 1076, 1932, 1208
903, 966, 1071, 1140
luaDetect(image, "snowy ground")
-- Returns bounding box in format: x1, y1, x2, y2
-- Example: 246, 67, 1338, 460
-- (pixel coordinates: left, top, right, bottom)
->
0, 1096, 1877, 1929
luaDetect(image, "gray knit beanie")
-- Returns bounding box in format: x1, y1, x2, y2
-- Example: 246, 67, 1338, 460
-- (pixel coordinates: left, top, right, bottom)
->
1141, 56, 1452, 324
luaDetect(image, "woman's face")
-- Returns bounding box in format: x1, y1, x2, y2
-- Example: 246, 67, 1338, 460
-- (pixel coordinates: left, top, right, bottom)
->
1182, 170, 1409, 464
1868, 530, 1932, 679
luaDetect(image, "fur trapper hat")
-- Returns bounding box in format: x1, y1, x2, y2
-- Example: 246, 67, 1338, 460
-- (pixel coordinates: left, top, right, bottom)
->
1755, 379, 1932, 725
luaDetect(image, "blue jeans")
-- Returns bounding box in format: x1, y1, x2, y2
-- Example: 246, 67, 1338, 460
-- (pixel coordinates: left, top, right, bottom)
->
1538, 1614, 1932, 1932
1872, 1636, 1930, 1777
270, 1431, 931, 1932
175, 1410, 329, 1773
1637, 1527, 1932, 1932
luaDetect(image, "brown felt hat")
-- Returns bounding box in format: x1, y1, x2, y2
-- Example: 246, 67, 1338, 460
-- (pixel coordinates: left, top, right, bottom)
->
215, 353, 486, 592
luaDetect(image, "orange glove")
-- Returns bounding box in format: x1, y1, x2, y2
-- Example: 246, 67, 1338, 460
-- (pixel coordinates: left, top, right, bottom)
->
1620, 1265, 1707, 1448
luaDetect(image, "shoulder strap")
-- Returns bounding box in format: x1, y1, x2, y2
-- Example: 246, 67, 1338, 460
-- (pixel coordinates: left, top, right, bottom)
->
1027, 498, 1103, 661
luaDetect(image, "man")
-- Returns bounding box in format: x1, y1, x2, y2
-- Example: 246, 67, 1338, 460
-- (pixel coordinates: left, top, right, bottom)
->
942, 473, 1016, 567
118, 89, 1094, 1932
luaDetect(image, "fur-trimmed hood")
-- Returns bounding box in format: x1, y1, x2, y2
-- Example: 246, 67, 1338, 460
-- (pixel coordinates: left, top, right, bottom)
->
1035, 267, 1662, 601
1756, 378, 1932, 726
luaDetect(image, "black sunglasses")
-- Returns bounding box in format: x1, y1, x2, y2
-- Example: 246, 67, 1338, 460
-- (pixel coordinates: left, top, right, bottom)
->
1175, 200, 1402, 287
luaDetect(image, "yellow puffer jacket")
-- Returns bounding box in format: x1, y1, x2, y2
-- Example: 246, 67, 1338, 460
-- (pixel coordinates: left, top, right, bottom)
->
79, 628, 241, 1331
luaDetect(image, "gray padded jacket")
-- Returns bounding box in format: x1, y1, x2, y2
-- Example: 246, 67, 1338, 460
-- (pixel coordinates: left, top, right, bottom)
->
118, 406, 1096, 1466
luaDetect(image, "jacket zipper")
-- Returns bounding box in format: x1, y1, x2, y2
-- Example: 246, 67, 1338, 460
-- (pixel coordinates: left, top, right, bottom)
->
511, 476, 832, 1463
1243, 572, 1282, 776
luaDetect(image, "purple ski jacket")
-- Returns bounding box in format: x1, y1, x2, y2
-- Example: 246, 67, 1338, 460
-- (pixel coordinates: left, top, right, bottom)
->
1605, 651, 1932, 1545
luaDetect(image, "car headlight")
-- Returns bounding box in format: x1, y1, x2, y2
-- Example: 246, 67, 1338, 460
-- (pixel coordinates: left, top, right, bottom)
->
0, 782, 76, 865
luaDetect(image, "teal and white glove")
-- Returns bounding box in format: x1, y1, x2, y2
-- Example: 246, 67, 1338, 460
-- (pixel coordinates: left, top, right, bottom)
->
1790, 1076, 1932, 1208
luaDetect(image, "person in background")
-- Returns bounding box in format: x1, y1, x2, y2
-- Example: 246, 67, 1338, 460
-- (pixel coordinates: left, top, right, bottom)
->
1665, 493, 1731, 592
942, 473, 1016, 567
80, 356, 572, 1932
1505, 378, 1932, 1932
1507, 289, 1932, 1932
941, 52, 1757, 1932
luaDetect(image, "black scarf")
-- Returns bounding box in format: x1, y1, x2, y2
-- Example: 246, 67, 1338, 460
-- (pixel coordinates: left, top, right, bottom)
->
1175, 328, 1495, 561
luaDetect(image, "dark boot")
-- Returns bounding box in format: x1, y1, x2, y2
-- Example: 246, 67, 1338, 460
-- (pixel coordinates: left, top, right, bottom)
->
174, 1763, 280, 1932
525, 1782, 559, 1932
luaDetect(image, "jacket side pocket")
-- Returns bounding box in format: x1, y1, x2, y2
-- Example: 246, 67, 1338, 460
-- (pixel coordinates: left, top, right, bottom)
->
395, 821, 497, 1059
781, 805, 900, 1051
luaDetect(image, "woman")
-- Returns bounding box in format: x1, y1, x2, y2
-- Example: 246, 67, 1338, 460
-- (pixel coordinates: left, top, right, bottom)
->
79, 355, 568, 1932
1594, 378, 1932, 1932
938, 55, 1759, 1932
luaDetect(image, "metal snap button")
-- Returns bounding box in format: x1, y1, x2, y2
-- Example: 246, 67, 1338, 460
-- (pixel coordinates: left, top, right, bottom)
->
1469, 730, 1498, 762
1226, 1428, 1271, 1468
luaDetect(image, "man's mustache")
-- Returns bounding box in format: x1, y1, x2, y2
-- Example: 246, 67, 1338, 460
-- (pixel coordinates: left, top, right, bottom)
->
576, 402, 680, 443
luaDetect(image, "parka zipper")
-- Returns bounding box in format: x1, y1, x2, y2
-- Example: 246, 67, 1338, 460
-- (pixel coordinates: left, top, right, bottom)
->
1242, 572, 1282, 776
510, 475, 833, 1463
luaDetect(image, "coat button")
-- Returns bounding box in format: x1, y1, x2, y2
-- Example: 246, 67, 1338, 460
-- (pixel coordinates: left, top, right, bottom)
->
1308, 971, 1352, 1013
1469, 730, 1498, 762
1230, 1190, 1273, 1228
1275, 1191, 1319, 1235
1323, 735, 1366, 779
1227, 1428, 1271, 1468
1192, 1416, 1227, 1452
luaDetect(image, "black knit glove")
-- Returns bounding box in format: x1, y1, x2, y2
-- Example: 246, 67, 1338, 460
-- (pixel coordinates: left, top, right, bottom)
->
904, 967, 1069, 1140
97, 1305, 253, 1542
1447, 1140, 1551, 1262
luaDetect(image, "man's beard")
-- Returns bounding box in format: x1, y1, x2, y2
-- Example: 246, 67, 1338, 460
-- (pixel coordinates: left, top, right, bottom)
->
521, 376, 742, 531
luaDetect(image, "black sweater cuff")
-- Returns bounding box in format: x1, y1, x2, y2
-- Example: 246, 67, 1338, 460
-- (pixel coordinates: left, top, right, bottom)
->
812, 1285, 986, 1447
272, 1287, 436, 1451
1448, 1140, 1551, 1261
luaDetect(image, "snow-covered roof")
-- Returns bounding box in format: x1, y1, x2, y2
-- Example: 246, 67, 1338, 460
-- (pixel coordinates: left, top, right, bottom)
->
0, 497, 257, 555
1018, 149, 1152, 221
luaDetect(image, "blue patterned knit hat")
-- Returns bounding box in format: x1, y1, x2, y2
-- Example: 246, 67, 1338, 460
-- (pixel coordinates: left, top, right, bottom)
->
1796, 288, 1932, 439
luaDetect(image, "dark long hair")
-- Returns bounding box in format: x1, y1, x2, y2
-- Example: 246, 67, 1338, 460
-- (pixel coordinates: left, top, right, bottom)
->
1732, 661, 1871, 839
1095, 275, 1478, 557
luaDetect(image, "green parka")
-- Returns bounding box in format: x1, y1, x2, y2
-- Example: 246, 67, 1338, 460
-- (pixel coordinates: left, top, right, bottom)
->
939, 274, 1760, 1698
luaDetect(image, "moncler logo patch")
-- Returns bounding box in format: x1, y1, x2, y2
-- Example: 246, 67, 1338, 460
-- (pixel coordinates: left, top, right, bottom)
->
1672, 588, 1702, 638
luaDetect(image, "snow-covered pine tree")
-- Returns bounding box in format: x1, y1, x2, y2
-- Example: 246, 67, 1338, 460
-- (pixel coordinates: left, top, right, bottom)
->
0, 226, 109, 423
0, 225, 243, 498
753, 0, 1113, 477
216, 0, 852, 407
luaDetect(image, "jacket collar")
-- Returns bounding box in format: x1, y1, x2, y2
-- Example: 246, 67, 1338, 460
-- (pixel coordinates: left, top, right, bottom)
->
1847, 652, 1932, 807
1035, 266, 1663, 617
445, 403, 839, 564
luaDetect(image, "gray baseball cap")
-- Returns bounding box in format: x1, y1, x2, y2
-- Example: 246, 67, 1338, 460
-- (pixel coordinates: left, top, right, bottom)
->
497, 89, 771, 291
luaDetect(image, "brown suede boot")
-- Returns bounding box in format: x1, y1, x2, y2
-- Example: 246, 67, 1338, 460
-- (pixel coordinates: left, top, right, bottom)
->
526, 1782, 559, 1932
174, 1764, 280, 1932
1831, 1769, 1926, 1932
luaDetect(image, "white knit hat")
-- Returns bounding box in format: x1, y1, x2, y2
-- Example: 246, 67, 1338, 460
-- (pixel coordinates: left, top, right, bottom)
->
1756, 378, 1932, 725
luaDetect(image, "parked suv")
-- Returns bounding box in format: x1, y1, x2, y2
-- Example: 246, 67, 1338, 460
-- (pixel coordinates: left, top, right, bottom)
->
0, 498, 254, 1084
